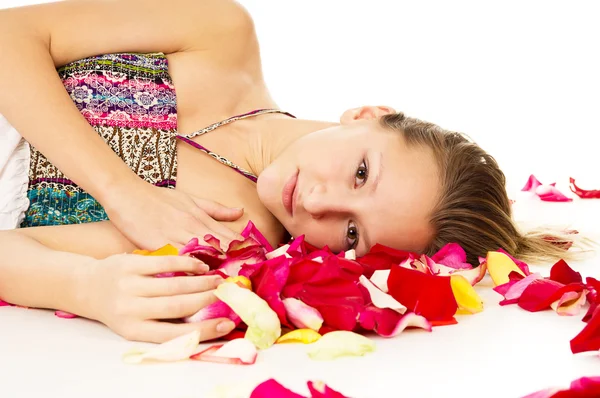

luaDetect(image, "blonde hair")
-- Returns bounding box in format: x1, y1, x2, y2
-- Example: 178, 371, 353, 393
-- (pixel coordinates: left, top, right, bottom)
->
380, 112, 590, 266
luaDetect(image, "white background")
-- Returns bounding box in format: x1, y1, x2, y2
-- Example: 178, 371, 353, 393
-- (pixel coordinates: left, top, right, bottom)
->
1, 1, 599, 398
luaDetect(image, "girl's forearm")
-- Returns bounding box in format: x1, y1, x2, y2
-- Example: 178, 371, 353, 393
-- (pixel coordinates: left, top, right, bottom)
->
0, 230, 91, 316
0, 26, 139, 204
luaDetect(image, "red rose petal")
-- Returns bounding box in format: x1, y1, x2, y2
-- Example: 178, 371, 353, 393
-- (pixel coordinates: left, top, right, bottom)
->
518, 279, 585, 312
356, 244, 411, 278
430, 318, 458, 327
387, 264, 458, 321
250, 379, 305, 398
431, 243, 471, 269
570, 177, 600, 199
570, 306, 600, 354
358, 306, 432, 337
248, 256, 292, 328
549, 259, 583, 285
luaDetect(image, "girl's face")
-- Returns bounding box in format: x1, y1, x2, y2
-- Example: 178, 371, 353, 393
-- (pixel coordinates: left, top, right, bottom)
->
257, 109, 441, 256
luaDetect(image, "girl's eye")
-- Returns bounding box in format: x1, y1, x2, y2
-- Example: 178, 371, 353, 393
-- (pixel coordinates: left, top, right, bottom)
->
355, 160, 368, 187
346, 221, 359, 250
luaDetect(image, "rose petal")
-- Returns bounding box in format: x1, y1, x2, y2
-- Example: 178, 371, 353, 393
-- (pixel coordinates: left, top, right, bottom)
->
0, 299, 12, 307
307, 331, 376, 361
486, 251, 527, 286
214, 282, 281, 349
369, 270, 390, 292
190, 338, 257, 365
307, 381, 350, 398
535, 184, 573, 202
356, 244, 411, 278
451, 264, 487, 286
497, 273, 543, 305
551, 290, 587, 316
431, 243, 471, 269
250, 379, 305, 398
282, 298, 324, 331
571, 305, 600, 354
358, 306, 432, 337
122, 330, 201, 364
570, 177, 600, 199
240, 221, 274, 252
522, 174, 543, 192
249, 256, 292, 328
520, 387, 563, 398
133, 244, 179, 256
497, 248, 530, 275
276, 329, 322, 344
225, 276, 253, 290
266, 244, 293, 260
387, 264, 457, 322
450, 275, 483, 314
549, 259, 583, 285
54, 310, 78, 319
359, 275, 406, 314
518, 279, 585, 312
184, 300, 241, 324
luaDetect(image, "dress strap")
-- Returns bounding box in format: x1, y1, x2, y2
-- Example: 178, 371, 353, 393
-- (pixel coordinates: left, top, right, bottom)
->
175, 108, 296, 183
182, 108, 296, 140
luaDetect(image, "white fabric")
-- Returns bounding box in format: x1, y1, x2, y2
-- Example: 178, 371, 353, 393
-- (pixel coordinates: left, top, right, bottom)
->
0, 114, 30, 230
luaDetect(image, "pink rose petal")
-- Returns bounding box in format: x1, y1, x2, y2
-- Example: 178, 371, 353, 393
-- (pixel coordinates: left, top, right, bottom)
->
184, 300, 241, 325
551, 290, 587, 316
283, 298, 324, 331
535, 184, 573, 202
240, 221, 274, 252
499, 273, 543, 305
431, 243, 471, 269
54, 310, 78, 319
307, 381, 350, 398
250, 379, 305, 398
522, 174, 543, 192
0, 299, 11, 307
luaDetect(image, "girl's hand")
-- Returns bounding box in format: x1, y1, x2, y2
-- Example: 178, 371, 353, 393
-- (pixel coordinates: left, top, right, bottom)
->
104, 181, 245, 251
77, 253, 236, 343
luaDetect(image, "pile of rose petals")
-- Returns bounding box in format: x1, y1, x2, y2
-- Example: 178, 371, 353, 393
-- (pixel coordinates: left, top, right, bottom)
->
522, 376, 600, 398
112, 221, 487, 365
521, 175, 573, 202
208, 379, 350, 398
487, 251, 600, 355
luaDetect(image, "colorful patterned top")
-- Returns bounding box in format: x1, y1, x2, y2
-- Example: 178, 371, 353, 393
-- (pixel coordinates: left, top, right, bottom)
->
22, 52, 294, 227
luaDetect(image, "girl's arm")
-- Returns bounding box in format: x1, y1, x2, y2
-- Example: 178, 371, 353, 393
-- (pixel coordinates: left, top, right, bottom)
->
0, 0, 253, 250
0, 222, 236, 343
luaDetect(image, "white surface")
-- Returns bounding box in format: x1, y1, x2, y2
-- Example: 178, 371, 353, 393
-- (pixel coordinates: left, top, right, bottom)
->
1, 1, 599, 397
0, 198, 598, 398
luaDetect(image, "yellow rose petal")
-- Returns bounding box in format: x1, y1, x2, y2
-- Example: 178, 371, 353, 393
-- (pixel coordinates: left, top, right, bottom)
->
133, 244, 179, 257
276, 329, 322, 344
214, 282, 281, 350
225, 275, 252, 290
450, 274, 483, 314
307, 331, 375, 361
486, 251, 526, 286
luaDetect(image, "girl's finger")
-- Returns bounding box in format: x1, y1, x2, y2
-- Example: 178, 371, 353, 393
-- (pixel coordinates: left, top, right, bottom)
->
138, 275, 223, 297
131, 255, 208, 276
141, 290, 220, 320
134, 318, 236, 344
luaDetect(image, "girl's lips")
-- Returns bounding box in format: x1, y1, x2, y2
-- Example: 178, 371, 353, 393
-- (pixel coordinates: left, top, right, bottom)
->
282, 170, 298, 216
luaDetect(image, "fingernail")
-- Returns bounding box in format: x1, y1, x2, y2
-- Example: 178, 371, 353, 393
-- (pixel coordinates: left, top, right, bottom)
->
214, 277, 225, 287
216, 320, 235, 333
233, 207, 244, 212
195, 260, 209, 272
